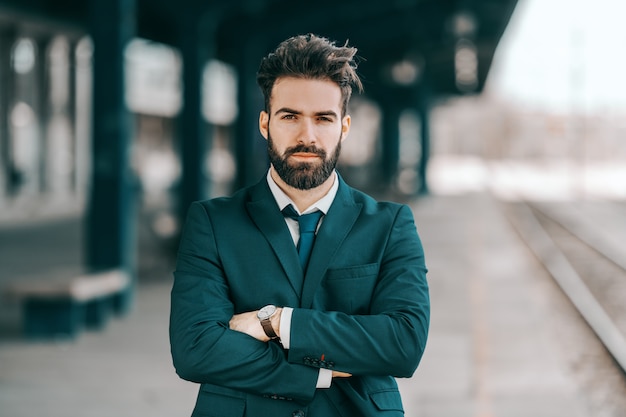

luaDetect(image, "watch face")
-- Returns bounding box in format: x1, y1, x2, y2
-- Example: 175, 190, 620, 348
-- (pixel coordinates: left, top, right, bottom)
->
258, 304, 276, 320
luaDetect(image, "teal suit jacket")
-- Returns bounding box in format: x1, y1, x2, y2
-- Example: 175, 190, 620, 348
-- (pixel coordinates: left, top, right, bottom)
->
170, 175, 429, 417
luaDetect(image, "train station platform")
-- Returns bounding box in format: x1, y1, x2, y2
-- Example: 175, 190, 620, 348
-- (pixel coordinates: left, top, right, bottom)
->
0, 191, 624, 416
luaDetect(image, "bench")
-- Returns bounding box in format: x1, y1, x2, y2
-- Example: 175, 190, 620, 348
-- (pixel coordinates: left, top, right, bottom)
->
5, 269, 131, 339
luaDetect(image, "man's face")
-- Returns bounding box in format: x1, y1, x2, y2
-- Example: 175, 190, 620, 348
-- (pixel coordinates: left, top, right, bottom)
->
259, 77, 351, 190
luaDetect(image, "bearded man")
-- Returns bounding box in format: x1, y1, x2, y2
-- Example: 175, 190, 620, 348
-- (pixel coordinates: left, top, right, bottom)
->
169, 33, 430, 417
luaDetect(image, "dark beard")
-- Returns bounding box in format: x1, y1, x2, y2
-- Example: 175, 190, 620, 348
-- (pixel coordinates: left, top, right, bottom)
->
267, 132, 341, 190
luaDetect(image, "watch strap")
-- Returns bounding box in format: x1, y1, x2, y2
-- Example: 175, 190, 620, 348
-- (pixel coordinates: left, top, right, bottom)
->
260, 319, 278, 339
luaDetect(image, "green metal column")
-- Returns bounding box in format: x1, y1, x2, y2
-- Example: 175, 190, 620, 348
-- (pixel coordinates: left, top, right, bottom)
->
0, 27, 16, 197
416, 84, 430, 195
67, 38, 79, 193
380, 100, 402, 186
34, 37, 50, 194
86, 0, 136, 274
234, 38, 266, 190
177, 11, 212, 221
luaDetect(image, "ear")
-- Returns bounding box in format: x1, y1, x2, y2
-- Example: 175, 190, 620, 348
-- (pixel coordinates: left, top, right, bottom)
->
259, 111, 269, 140
340, 114, 351, 142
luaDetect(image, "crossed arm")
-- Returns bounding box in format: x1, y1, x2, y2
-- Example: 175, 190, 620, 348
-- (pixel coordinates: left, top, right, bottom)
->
229, 308, 352, 379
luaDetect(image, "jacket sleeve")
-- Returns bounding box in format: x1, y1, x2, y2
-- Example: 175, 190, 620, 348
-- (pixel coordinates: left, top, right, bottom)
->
287, 204, 430, 377
169, 201, 319, 402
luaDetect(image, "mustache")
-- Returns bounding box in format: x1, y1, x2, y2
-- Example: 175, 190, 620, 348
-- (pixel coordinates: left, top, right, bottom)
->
283, 145, 327, 158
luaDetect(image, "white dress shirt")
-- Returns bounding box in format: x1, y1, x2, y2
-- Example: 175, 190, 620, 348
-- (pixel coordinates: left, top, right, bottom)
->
266, 168, 339, 388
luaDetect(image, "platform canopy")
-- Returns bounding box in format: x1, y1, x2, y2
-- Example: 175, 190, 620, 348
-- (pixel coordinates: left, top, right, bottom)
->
0, 0, 518, 100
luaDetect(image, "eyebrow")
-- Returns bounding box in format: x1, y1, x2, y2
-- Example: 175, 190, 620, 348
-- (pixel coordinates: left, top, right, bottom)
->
274, 107, 338, 118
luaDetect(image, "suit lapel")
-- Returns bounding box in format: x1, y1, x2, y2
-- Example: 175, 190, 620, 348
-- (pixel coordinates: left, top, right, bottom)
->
246, 180, 303, 296
301, 178, 362, 309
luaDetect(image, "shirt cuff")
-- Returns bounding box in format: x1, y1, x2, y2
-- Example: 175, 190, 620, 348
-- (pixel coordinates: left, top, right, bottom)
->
316, 369, 333, 388
280, 307, 331, 389
279, 307, 293, 349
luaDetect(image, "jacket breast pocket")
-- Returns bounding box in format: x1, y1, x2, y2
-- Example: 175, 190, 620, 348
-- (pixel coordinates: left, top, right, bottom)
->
321, 263, 379, 314
370, 389, 404, 415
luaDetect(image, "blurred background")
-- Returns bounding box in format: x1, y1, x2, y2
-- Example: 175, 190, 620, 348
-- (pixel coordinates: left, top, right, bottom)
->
1, 0, 625, 416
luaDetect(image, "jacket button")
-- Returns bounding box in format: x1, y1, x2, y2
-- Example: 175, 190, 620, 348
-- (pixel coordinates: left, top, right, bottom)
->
292, 411, 305, 417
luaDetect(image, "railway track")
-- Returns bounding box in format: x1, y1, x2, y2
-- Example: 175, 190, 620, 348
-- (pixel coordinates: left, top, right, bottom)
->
504, 200, 626, 375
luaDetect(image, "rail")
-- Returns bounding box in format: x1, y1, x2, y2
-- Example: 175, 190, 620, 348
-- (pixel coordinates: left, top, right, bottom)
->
504, 201, 626, 374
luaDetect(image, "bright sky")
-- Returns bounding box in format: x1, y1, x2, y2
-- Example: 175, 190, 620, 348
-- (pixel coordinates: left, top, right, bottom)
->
486, 0, 626, 113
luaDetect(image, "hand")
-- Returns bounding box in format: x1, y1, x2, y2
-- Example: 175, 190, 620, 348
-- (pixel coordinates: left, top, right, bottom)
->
229, 308, 282, 342
229, 311, 267, 341
332, 371, 352, 378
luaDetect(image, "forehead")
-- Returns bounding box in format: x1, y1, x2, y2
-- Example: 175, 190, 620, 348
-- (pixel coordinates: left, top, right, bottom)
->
270, 77, 343, 113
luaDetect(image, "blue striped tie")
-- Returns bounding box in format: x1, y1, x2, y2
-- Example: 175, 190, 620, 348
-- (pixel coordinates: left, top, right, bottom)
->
283, 205, 323, 271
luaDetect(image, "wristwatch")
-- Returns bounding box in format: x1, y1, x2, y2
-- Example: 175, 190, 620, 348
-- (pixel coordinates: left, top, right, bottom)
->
257, 304, 279, 339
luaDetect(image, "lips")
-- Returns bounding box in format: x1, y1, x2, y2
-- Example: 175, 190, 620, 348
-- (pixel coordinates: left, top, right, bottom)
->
291, 152, 321, 159
285, 145, 326, 159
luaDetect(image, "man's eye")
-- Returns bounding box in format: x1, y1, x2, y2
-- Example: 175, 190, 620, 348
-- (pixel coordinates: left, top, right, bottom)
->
282, 114, 296, 120
318, 117, 332, 122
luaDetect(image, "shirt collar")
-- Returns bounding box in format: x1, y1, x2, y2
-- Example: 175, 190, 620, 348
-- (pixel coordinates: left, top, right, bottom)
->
266, 168, 338, 215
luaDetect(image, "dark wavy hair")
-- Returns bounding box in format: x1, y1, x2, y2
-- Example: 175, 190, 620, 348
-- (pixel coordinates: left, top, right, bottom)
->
256, 34, 363, 117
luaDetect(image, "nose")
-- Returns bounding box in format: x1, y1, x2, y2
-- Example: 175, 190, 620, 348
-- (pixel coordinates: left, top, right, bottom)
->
297, 119, 316, 145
